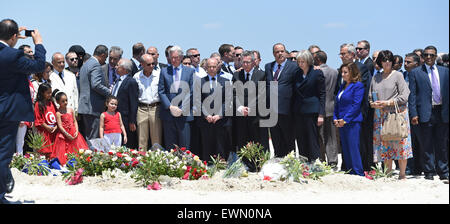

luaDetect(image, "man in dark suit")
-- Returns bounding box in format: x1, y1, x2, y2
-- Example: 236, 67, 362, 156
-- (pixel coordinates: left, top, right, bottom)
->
78, 45, 110, 141
336, 43, 373, 171
158, 46, 194, 150
356, 40, 375, 76
195, 58, 233, 162
102, 46, 123, 89
0, 19, 46, 204
219, 44, 235, 74
265, 43, 301, 157
233, 51, 269, 167
112, 58, 139, 149
130, 43, 145, 76
409, 45, 449, 181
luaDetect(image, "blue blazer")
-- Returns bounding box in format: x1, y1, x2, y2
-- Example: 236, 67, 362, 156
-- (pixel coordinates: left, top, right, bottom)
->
116, 75, 139, 125
265, 60, 301, 115
0, 43, 46, 122
333, 81, 364, 123
293, 66, 325, 115
408, 65, 449, 123
158, 65, 194, 122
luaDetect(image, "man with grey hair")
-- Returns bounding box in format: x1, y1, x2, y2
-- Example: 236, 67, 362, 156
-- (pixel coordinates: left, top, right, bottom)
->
336, 43, 373, 172
112, 58, 139, 148
50, 52, 79, 113
158, 45, 195, 150
78, 44, 110, 140
102, 46, 123, 89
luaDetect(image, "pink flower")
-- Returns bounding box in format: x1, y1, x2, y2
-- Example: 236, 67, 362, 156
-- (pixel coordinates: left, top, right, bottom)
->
24, 153, 30, 158
302, 171, 310, 177
369, 170, 376, 176
263, 176, 272, 181
182, 172, 190, 180
201, 175, 209, 180
116, 152, 123, 158
67, 168, 84, 185
147, 182, 161, 190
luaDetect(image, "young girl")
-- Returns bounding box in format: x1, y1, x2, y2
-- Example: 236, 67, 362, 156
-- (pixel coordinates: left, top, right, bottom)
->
34, 83, 57, 158
99, 96, 127, 146
53, 90, 89, 165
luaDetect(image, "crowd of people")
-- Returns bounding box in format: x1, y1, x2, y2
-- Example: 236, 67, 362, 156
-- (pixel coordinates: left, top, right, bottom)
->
1, 18, 449, 203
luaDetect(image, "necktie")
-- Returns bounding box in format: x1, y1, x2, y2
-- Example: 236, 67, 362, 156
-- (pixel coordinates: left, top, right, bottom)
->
174, 67, 180, 90
211, 77, 216, 90
273, 64, 281, 81
112, 79, 121, 96
245, 73, 250, 82
430, 66, 441, 103
227, 65, 233, 73
59, 72, 65, 85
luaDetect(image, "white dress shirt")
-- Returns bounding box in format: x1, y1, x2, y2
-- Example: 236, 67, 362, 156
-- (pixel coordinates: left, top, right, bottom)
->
49, 69, 79, 112
112, 75, 126, 97
134, 70, 160, 104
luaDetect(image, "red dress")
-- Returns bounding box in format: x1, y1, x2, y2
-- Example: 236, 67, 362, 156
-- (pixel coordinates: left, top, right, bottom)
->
34, 101, 57, 157
54, 111, 89, 165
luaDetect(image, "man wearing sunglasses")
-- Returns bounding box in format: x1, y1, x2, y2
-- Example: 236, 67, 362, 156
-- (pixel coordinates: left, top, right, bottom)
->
408, 45, 449, 181
146, 46, 167, 71
356, 40, 375, 76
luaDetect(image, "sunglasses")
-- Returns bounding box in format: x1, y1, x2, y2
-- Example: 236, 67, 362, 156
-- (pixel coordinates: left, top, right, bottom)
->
69, 58, 78, 61
190, 54, 200, 57
146, 63, 156, 66
423, 53, 436, 58
356, 47, 367, 51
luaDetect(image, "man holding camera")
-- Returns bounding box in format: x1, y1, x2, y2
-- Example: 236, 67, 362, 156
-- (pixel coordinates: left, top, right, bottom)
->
0, 19, 46, 204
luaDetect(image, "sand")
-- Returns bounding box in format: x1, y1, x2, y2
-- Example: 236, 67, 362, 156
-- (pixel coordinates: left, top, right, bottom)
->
5, 167, 449, 204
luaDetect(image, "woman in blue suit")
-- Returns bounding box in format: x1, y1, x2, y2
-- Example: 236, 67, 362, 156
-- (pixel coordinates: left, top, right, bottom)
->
334, 62, 365, 176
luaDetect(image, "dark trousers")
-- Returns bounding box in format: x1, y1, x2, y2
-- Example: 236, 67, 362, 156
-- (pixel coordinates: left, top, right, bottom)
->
270, 114, 295, 158
200, 124, 231, 162
295, 114, 320, 162
122, 116, 138, 150
339, 122, 364, 176
189, 118, 202, 157
359, 111, 374, 171
162, 120, 190, 151
0, 120, 20, 198
80, 114, 100, 141
407, 123, 424, 175
420, 107, 449, 177
235, 116, 269, 152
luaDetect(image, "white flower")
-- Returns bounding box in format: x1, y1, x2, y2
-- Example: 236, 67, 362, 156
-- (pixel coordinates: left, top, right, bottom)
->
109, 150, 116, 155
182, 166, 187, 170
40, 155, 46, 160
85, 149, 93, 155
132, 150, 138, 155
112, 157, 118, 162
125, 156, 132, 162
194, 156, 200, 161
79, 149, 85, 154
137, 156, 142, 161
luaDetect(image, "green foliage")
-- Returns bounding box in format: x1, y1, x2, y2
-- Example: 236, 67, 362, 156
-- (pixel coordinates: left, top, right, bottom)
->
25, 130, 52, 153
280, 151, 334, 182
237, 142, 270, 172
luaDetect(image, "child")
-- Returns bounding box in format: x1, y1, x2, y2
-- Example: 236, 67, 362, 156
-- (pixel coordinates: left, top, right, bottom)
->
53, 90, 89, 165
99, 96, 127, 146
34, 83, 57, 158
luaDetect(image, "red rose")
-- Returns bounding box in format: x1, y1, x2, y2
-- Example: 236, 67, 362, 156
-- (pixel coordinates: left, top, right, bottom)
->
116, 152, 123, 158
86, 156, 91, 162
203, 161, 207, 165
180, 147, 186, 151
132, 160, 139, 167
263, 176, 272, 181
125, 162, 129, 166
108, 151, 113, 155
186, 150, 191, 154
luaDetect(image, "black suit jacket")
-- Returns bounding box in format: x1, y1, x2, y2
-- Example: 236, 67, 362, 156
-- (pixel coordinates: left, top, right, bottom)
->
116, 75, 139, 125
335, 61, 372, 119
196, 75, 232, 128
294, 66, 326, 116
232, 68, 266, 119
363, 57, 375, 76
265, 60, 302, 115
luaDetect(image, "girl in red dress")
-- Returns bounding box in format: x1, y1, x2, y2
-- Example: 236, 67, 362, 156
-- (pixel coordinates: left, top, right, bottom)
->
53, 90, 89, 165
34, 83, 57, 158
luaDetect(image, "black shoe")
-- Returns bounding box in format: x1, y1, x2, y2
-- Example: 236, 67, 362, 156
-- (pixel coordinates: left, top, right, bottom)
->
0, 197, 11, 204
424, 174, 434, 180
6, 174, 14, 194
439, 175, 449, 181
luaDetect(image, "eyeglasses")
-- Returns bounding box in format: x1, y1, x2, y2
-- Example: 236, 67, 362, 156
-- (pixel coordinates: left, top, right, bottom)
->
149, 53, 158, 56
69, 58, 78, 61
190, 54, 200, 58
235, 53, 242, 57
146, 63, 156, 66
356, 47, 367, 51
182, 62, 191, 66
423, 53, 436, 58
382, 59, 391, 63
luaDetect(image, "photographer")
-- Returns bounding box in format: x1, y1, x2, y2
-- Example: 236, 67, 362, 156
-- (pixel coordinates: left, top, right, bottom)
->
0, 18, 46, 204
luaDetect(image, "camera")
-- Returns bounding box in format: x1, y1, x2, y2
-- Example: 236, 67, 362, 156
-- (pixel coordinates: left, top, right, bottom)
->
24, 30, 34, 37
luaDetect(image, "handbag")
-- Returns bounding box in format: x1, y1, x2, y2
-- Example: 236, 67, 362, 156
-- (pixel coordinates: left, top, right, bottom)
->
380, 100, 408, 141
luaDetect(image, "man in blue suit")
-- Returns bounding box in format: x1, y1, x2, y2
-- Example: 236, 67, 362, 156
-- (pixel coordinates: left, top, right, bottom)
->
409, 45, 449, 181
0, 19, 46, 204
158, 46, 194, 150
112, 58, 139, 149
265, 43, 301, 157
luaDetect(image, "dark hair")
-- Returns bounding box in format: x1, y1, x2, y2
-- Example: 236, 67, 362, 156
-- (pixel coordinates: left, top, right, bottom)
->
405, 53, 420, 65
36, 83, 52, 115
340, 62, 361, 83
34, 62, 53, 82
314, 50, 328, 64
132, 43, 145, 57
105, 95, 118, 111
413, 48, 424, 57
394, 55, 403, 64
0, 19, 19, 41
357, 40, 370, 50
52, 89, 67, 103
18, 44, 31, 51
219, 44, 234, 57
252, 50, 261, 60
235, 46, 243, 51
376, 50, 395, 68
93, 45, 108, 56
165, 45, 173, 58
424, 45, 438, 54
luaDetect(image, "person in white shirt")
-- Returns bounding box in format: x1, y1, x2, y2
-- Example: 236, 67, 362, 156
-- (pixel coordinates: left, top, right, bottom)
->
49, 52, 79, 113
133, 54, 163, 150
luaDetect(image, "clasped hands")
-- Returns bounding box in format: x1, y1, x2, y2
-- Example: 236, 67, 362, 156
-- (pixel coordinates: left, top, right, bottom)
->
370, 100, 391, 109
169, 105, 183, 117
333, 119, 346, 128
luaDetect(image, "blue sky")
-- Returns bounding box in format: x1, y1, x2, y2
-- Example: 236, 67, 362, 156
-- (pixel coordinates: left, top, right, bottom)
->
2, 0, 449, 69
